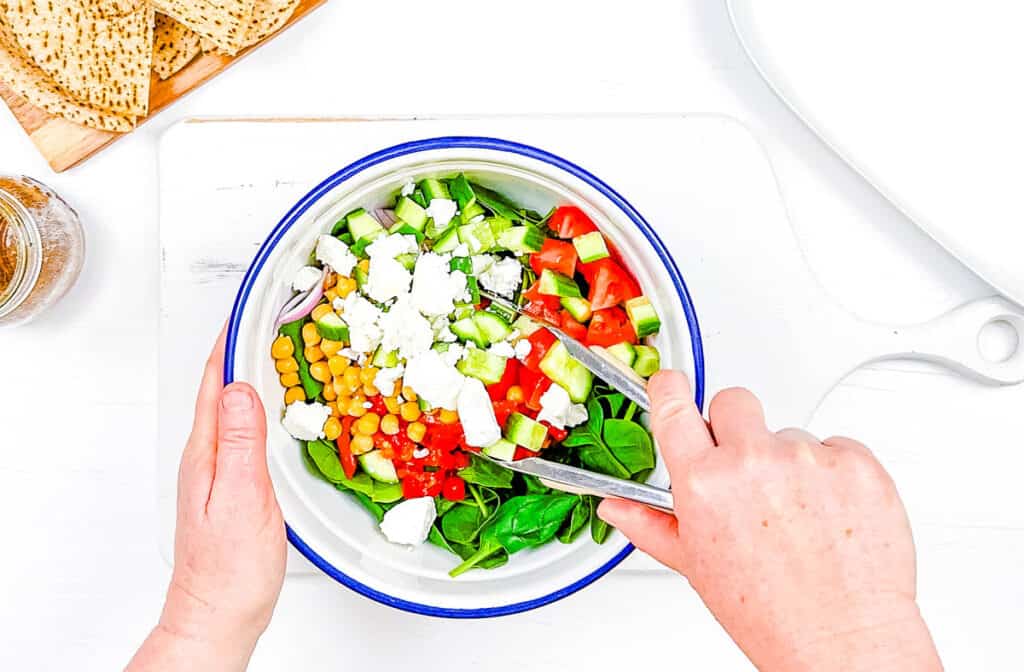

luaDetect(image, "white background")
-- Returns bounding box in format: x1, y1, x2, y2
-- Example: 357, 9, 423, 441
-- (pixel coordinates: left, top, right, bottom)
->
1, 1, 1021, 670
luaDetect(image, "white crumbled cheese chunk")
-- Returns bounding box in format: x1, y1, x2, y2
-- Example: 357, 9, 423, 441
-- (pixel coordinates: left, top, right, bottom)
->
404, 350, 466, 410
367, 233, 419, 259
400, 179, 415, 196
411, 252, 469, 316
506, 329, 520, 342
488, 341, 516, 358
365, 256, 412, 303
457, 378, 502, 447
332, 297, 345, 311
536, 383, 588, 430
281, 401, 331, 441
315, 235, 357, 276
451, 243, 470, 257
379, 296, 434, 361
425, 198, 457, 229
514, 339, 533, 361
471, 254, 494, 275
338, 347, 359, 360
479, 256, 523, 298
291, 265, 322, 293
439, 342, 465, 367
432, 316, 457, 343
339, 293, 383, 353
380, 496, 436, 546
374, 365, 405, 395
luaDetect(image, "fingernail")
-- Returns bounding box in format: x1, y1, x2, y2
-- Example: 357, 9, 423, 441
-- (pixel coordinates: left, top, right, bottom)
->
222, 387, 254, 411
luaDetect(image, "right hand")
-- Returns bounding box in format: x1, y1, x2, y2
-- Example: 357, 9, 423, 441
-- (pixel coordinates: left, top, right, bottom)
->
599, 371, 943, 672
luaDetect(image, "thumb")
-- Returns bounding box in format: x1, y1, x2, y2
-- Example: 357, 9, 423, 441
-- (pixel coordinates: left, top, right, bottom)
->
210, 382, 271, 507
598, 499, 686, 574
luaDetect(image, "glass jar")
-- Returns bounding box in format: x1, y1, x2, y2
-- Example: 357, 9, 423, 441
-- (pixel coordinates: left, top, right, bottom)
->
0, 176, 85, 327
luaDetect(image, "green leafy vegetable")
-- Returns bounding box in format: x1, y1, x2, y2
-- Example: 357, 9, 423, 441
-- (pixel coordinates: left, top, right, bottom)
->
458, 454, 514, 489
557, 496, 589, 544
279, 319, 323, 399
588, 496, 612, 544
603, 419, 655, 474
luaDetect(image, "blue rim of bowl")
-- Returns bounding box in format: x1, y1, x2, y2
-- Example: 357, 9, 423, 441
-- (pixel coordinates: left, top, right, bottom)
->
225, 136, 705, 618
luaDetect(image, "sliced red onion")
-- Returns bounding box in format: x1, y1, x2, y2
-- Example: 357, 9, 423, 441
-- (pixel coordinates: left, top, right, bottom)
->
276, 268, 327, 327
373, 208, 397, 228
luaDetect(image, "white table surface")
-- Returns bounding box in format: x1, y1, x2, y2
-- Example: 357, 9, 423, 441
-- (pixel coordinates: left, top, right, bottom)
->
2, 2, 1021, 670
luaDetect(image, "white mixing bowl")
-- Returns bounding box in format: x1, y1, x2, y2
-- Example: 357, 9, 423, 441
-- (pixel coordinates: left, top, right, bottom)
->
225, 137, 705, 617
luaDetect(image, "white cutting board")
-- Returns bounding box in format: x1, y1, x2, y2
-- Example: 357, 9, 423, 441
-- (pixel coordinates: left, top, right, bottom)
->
158, 115, 1024, 576
727, 0, 1024, 305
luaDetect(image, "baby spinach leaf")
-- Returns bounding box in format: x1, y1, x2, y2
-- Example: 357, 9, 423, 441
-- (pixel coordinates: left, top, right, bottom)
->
519, 473, 551, 495
458, 454, 514, 489
346, 490, 386, 523
601, 392, 627, 418
603, 419, 655, 475
442, 505, 486, 545
588, 496, 612, 544
371, 482, 404, 504
428, 524, 455, 552
306, 440, 348, 483
435, 496, 459, 517
577, 442, 631, 479
557, 496, 589, 544
302, 443, 331, 483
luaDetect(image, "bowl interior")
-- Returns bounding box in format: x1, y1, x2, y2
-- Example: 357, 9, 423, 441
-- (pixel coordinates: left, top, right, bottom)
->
227, 143, 701, 614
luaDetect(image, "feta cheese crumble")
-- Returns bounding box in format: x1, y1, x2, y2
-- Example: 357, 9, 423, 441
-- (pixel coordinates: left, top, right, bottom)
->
432, 315, 458, 343
404, 350, 466, 410
281, 401, 331, 441
315, 235, 357, 276
479, 256, 522, 298
457, 378, 502, 447
400, 179, 415, 196
439, 342, 465, 367
514, 339, 532, 361
425, 198, 457, 229
291, 265, 323, 293
374, 365, 405, 396
364, 234, 418, 303
379, 296, 434, 361
338, 293, 383, 353
536, 383, 588, 430
487, 341, 516, 359
411, 252, 469, 316
380, 496, 436, 546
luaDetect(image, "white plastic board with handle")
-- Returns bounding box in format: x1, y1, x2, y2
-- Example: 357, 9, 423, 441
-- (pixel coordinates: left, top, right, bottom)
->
158, 115, 1024, 576
727, 0, 1024, 306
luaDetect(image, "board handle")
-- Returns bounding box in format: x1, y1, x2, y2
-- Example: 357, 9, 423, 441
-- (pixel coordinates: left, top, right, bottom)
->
864, 297, 1024, 385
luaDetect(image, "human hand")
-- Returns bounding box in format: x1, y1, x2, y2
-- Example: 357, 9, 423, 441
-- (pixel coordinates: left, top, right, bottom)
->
599, 372, 942, 672
128, 329, 286, 671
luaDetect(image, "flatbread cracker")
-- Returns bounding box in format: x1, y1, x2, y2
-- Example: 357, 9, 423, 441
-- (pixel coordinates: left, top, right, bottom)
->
4, 0, 153, 116
0, 19, 134, 131
152, 12, 200, 80
242, 0, 299, 47
151, 0, 256, 56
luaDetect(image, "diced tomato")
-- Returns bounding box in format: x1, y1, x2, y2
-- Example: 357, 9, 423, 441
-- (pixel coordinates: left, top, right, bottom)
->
559, 311, 588, 341
530, 238, 577, 277
519, 368, 552, 411
586, 306, 636, 347
513, 446, 540, 461
442, 476, 466, 502
548, 206, 598, 239
487, 358, 519, 401
422, 422, 464, 453
491, 399, 518, 427
335, 417, 357, 479
521, 280, 562, 325
452, 451, 471, 469
540, 420, 569, 442
402, 471, 444, 498
582, 258, 641, 310
522, 328, 557, 371
368, 395, 389, 415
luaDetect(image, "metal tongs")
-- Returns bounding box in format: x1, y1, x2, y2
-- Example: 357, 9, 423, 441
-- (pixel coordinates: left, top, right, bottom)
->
480, 290, 673, 514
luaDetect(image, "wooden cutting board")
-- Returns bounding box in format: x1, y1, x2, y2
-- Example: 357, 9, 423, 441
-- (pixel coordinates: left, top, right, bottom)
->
0, 0, 325, 173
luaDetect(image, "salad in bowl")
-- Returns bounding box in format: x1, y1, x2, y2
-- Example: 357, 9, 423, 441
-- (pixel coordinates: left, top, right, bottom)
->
270, 173, 665, 576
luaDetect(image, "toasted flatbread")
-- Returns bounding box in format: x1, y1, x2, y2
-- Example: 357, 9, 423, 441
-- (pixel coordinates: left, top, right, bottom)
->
151, 0, 256, 56
243, 0, 298, 47
3, 0, 152, 116
0, 18, 134, 131
152, 12, 200, 80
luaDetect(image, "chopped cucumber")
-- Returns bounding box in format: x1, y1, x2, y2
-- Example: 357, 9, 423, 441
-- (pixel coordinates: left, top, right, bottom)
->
336, 232, 354, 245
315, 312, 350, 342
346, 208, 385, 242
538, 268, 582, 298
449, 174, 476, 210
451, 317, 488, 348
359, 450, 399, 484
449, 257, 480, 303
371, 346, 399, 368
431, 225, 460, 253
330, 217, 348, 236
460, 202, 487, 224
625, 296, 662, 338
395, 252, 418, 271
504, 413, 548, 451
420, 178, 450, 203
486, 300, 518, 325
572, 231, 610, 263
606, 342, 637, 367
410, 190, 428, 208
353, 264, 369, 289
497, 226, 545, 253
394, 196, 428, 231
632, 345, 660, 378
452, 303, 476, 321
560, 296, 592, 322
388, 222, 425, 243
458, 220, 496, 253
539, 341, 593, 403
512, 314, 542, 336
483, 438, 517, 461
456, 348, 507, 385
472, 311, 512, 343
486, 216, 513, 239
